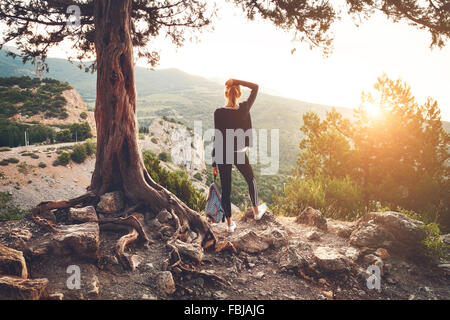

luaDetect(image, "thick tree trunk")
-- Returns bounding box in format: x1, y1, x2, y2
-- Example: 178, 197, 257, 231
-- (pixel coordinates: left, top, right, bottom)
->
90, 0, 214, 246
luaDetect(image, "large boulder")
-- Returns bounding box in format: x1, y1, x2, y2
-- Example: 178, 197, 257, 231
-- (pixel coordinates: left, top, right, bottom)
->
231, 231, 270, 253
0, 276, 48, 300
0, 244, 28, 279
327, 219, 355, 238
173, 240, 204, 264
69, 206, 98, 223
350, 211, 426, 255
96, 191, 124, 214
313, 246, 350, 272
295, 207, 327, 231
52, 222, 100, 260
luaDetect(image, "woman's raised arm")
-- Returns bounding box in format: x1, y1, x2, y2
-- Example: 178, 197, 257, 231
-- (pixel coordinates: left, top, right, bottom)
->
227, 79, 259, 111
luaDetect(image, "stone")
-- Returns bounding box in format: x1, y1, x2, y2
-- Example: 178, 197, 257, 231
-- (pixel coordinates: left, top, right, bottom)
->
96, 191, 124, 213
155, 271, 176, 295
260, 228, 288, 248
343, 247, 361, 261
174, 240, 203, 263
295, 207, 327, 231
10, 228, 32, 242
215, 241, 237, 254
69, 206, 98, 223
52, 222, 100, 260
0, 243, 28, 279
349, 221, 395, 248
361, 211, 425, 244
87, 275, 100, 297
375, 248, 390, 260
0, 276, 48, 300
278, 245, 308, 271
350, 211, 426, 255
327, 220, 355, 238
48, 292, 64, 300
313, 246, 350, 272
231, 231, 270, 253
156, 209, 173, 224
306, 230, 321, 241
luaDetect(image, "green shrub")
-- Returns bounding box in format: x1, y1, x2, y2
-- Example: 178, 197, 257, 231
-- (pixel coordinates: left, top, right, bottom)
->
420, 223, 449, 259
58, 152, 70, 166
158, 151, 171, 162
38, 162, 47, 168
273, 175, 365, 220
193, 172, 202, 181
84, 138, 96, 156
17, 162, 32, 174
56, 129, 72, 142
70, 144, 87, 163
0, 147, 11, 152
143, 151, 205, 211
151, 137, 158, 144
0, 191, 26, 221
6, 157, 19, 164
80, 112, 88, 119
52, 159, 60, 166
0, 160, 8, 166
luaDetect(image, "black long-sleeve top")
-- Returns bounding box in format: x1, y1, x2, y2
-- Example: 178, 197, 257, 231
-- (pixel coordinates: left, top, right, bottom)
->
212, 80, 259, 167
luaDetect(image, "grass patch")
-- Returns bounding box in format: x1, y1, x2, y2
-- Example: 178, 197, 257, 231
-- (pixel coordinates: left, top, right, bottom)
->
0, 191, 26, 221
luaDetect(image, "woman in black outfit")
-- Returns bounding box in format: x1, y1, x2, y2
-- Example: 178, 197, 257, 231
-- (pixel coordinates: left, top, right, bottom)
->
212, 79, 266, 233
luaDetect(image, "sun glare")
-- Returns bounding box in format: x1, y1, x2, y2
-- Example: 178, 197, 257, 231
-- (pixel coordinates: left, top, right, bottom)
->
364, 102, 382, 118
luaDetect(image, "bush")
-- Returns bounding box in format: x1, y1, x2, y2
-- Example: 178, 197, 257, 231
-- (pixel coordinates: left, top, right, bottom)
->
143, 151, 205, 211
158, 151, 171, 162
6, 157, 19, 164
0, 147, 11, 152
56, 129, 72, 142
80, 112, 88, 119
420, 223, 449, 259
84, 138, 96, 156
151, 137, 158, 144
70, 144, 87, 163
0, 191, 26, 221
274, 175, 365, 221
0, 160, 8, 166
38, 162, 47, 168
58, 152, 70, 166
193, 172, 203, 181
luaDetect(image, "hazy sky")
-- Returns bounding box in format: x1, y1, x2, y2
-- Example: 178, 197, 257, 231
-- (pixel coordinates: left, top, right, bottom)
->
5, 1, 449, 121
146, 2, 450, 121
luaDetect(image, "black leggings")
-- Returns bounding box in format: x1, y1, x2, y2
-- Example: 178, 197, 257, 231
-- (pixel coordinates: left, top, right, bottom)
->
217, 153, 258, 219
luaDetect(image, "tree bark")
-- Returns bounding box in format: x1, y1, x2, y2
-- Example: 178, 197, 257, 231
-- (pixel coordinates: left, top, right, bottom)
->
91, 0, 215, 247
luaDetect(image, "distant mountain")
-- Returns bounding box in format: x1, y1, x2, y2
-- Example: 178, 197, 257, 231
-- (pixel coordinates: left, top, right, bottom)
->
1, 47, 448, 173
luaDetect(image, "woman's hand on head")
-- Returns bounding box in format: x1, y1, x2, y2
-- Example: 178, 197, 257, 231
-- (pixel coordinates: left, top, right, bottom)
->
225, 79, 234, 87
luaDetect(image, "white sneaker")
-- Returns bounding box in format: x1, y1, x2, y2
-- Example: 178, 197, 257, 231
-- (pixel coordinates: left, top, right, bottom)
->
227, 221, 237, 233
254, 203, 267, 221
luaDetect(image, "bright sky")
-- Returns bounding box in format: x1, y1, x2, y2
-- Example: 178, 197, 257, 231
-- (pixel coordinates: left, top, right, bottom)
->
3, 1, 449, 121
145, 2, 450, 121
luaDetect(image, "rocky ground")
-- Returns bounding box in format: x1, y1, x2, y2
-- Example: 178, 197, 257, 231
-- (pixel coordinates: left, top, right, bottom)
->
0, 194, 448, 300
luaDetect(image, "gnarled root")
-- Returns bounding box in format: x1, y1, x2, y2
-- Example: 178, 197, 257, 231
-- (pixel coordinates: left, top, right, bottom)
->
30, 192, 98, 232
99, 215, 152, 270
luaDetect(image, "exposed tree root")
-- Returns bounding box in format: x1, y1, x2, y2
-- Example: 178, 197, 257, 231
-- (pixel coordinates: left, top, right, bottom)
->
115, 228, 139, 269
99, 215, 151, 247
30, 192, 98, 232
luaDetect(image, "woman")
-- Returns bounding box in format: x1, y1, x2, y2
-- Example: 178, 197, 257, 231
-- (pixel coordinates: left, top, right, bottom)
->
212, 78, 267, 233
